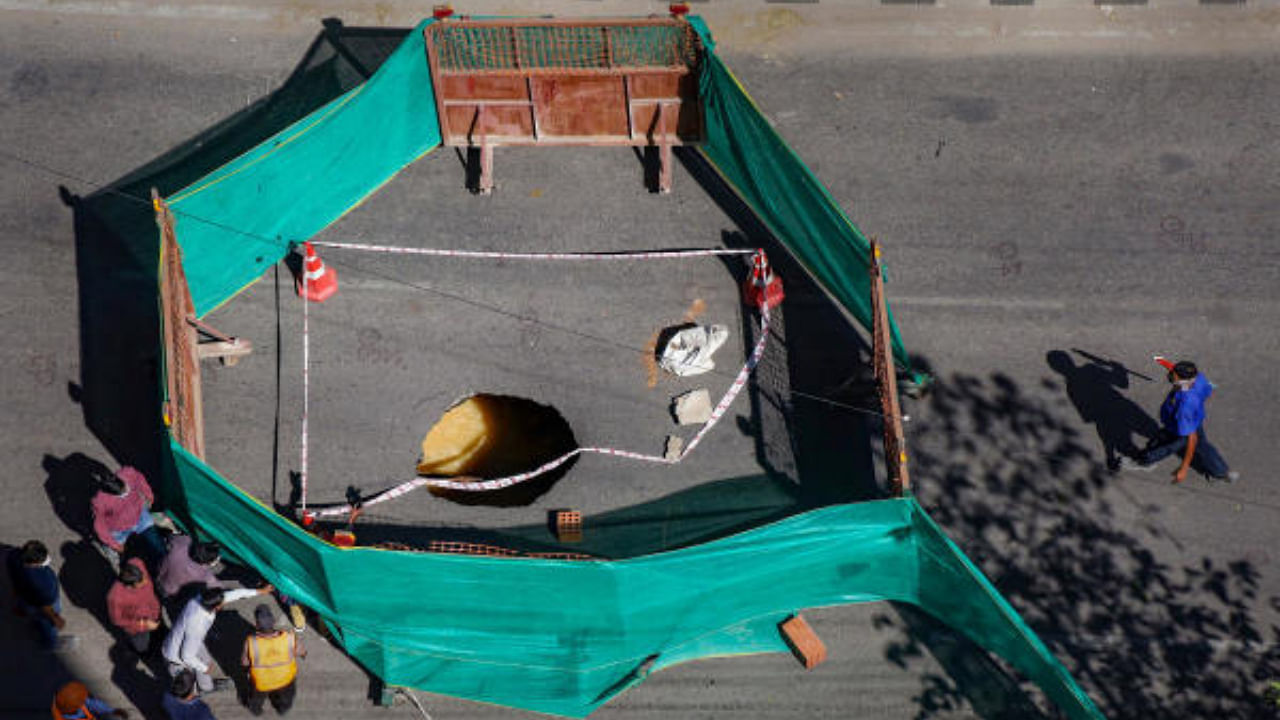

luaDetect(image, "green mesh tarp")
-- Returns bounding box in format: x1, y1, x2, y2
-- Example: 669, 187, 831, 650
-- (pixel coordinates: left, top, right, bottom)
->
165, 444, 1100, 718
689, 21, 911, 372
141, 16, 1102, 719
167, 19, 441, 317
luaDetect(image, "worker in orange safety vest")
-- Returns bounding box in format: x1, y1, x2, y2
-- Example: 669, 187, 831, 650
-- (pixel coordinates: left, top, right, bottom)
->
241, 603, 306, 715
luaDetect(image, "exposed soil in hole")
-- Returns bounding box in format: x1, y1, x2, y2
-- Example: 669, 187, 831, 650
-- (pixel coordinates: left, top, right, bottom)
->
419, 394, 578, 506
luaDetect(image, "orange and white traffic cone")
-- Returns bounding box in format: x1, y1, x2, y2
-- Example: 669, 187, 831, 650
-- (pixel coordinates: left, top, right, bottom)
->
1153, 355, 1176, 372
295, 242, 338, 303
742, 249, 785, 310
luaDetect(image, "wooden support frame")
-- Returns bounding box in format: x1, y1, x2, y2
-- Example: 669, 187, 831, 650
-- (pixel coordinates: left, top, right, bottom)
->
869, 240, 909, 496
154, 188, 206, 460
188, 316, 254, 366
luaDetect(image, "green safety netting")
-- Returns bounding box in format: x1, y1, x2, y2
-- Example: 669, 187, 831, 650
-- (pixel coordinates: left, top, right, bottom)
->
166, 20, 441, 317
688, 19, 912, 373
165, 444, 1099, 718
123, 16, 1103, 719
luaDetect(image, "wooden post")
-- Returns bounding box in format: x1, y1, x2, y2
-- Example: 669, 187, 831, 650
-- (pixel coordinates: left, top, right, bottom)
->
478, 141, 494, 194
655, 103, 672, 194
869, 239, 909, 496
154, 188, 206, 460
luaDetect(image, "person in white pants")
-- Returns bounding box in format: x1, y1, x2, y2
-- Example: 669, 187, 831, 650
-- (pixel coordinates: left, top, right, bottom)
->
163, 584, 273, 692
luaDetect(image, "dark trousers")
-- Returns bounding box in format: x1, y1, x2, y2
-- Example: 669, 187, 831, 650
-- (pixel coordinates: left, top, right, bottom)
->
126, 630, 152, 655
246, 680, 296, 715
1137, 427, 1230, 477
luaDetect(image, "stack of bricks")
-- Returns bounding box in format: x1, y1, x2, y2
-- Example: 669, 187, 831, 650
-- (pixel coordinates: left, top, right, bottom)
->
553, 510, 583, 543
779, 614, 827, 669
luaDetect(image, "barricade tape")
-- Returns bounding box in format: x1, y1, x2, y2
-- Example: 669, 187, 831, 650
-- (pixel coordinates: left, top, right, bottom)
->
308, 302, 771, 518
312, 240, 757, 261
300, 251, 310, 512
300, 241, 771, 517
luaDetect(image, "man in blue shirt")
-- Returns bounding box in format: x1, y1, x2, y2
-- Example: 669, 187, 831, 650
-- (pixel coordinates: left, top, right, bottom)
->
1121, 360, 1237, 484
161, 669, 217, 720
6, 540, 75, 651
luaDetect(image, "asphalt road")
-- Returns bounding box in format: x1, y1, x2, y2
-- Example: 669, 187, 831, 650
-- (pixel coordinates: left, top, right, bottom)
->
2, 3, 1278, 719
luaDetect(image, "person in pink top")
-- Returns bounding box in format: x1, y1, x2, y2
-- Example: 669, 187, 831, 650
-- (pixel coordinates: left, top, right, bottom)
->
91, 466, 165, 564
107, 557, 163, 655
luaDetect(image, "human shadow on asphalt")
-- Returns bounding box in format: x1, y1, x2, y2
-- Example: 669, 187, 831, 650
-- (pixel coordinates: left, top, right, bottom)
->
1046, 349, 1160, 470
875, 366, 1279, 719
205, 609, 257, 709
43, 452, 114, 541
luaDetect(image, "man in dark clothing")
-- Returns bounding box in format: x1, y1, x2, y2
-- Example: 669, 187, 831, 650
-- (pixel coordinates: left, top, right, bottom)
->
162, 669, 217, 720
6, 540, 75, 651
1121, 360, 1238, 484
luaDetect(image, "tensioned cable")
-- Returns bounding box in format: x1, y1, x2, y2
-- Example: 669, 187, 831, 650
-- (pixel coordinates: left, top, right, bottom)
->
4, 149, 1259, 511
0, 149, 898, 422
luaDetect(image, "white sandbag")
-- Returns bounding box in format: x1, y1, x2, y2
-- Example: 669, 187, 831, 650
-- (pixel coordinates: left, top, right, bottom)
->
658, 324, 729, 377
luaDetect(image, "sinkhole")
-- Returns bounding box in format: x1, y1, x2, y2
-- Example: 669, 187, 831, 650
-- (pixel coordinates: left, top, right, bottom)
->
419, 394, 579, 506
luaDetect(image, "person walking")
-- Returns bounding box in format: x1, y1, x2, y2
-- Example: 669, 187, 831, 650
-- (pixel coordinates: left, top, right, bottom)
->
7, 540, 75, 652
1120, 360, 1238, 484
163, 584, 273, 694
91, 466, 165, 565
106, 557, 162, 655
161, 669, 217, 720
241, 604, 306, 716
51, 681, 128, 719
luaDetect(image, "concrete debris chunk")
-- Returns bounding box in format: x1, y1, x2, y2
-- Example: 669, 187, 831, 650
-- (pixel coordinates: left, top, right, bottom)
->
664, 435, 684, 461
672, 388, 713, 425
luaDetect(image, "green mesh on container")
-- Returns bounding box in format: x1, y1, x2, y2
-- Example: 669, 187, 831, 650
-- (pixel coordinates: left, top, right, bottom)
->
430, 21, 697, 73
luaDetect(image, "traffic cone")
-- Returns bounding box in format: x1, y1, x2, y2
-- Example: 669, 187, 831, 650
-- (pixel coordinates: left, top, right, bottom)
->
1153, 355, 1175, 372
742, 249, 784, 310
295, 242, 338, 303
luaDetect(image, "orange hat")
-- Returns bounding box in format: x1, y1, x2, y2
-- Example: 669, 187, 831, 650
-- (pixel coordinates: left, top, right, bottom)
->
55, 682, 89, 713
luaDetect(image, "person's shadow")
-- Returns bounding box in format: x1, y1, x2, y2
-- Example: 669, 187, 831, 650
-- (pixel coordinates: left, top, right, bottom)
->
43, 453, 114, 540
1046, 350, 1160, 469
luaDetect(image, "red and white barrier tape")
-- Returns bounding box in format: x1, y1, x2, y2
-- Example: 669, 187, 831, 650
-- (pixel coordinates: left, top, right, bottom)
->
308, 303, 772, 518
300, 241, 771, 517
311, 240, 756, 262
300, 253, 310, 512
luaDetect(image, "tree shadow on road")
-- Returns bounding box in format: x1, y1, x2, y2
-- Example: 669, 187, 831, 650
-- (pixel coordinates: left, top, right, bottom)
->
877, 364, 1280, 719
